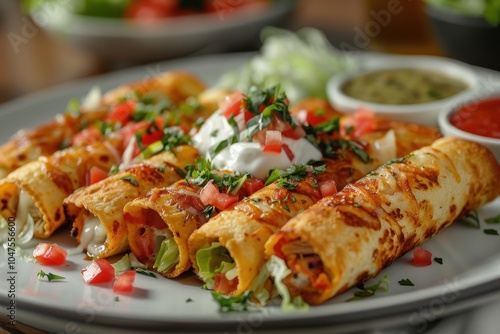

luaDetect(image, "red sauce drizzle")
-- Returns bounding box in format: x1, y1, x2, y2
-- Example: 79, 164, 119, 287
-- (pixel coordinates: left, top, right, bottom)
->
449, 97, 500, 139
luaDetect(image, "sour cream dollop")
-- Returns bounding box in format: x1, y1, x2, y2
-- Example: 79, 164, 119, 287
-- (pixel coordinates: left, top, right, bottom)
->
193, 111, 322, 179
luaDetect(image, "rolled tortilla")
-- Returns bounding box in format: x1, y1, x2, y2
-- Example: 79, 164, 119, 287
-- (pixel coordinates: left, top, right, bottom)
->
265, 137, 500, 305
0, 110, 109, 179
187, 121, 441, 296
64, 145, 199, 259
0, 139, 121, 238
123, 179, 209, 278
122, 170, 262, 278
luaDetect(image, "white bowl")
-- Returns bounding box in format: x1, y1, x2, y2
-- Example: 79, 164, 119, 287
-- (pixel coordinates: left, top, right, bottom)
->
438, 93, 500, 163
327, 55, 479, 126
31, 1, 296, 63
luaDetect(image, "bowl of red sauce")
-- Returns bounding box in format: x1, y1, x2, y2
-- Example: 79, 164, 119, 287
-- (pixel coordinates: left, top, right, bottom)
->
439, 94, 500, 162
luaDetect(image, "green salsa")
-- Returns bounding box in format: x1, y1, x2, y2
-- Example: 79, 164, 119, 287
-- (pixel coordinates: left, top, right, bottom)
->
341, 68, 468, 105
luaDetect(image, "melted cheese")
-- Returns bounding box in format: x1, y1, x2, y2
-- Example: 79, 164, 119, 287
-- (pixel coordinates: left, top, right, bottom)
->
80, 215, 107, 257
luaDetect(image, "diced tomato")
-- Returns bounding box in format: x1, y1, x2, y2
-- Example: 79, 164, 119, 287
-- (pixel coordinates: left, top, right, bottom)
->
86, 166, 108, 186
412, 247, 432, 266
81, 259, 115, 284
140, 129, 163, 147
219, 91, 245, 119
200, 181, 239, 211
282, 126, 306, 140
272, 238, 287, 259
118, 121, 149, 150
33, 243, 67, 266
213, 273, 239, 295
311, 272, 330, 289
107, 101, 136, 125
72, 126, 103, 146
113, 270, 136, 294
282, 143, 294, 161
241, 178, 264, 196
295, 109, 329, 126
341, 108, 376, 139
319, 179, 338, 197
262, 130, 282, 154
126, 0, 179, 20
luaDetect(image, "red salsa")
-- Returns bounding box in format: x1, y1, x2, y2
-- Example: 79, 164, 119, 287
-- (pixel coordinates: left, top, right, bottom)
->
449, 97, 500, 139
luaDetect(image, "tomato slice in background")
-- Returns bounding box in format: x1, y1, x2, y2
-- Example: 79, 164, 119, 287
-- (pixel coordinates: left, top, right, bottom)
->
113, 270, 136, 294
33, 243, 67, 265
86, 166, 108, 186
81, 259, 115, 284
413, 247, 432, 266
126, 0, 179, 20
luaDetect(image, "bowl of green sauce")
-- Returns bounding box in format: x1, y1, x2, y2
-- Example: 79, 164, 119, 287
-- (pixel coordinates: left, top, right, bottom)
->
327, 55, 478, 126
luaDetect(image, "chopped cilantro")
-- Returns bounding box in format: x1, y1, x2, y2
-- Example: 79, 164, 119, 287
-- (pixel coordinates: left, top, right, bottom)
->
485, 214, 500, 224
37, 270, 65, 282
484, 229, 499, 236
348, 274, 389, 301
109, 165, 120, 175
186, 298, 193, 303
115, 296, 120, 302
121, 175, 139, 186
66, 98, 81, 117
434, 257, 443, 265
134, 268, 157, 278
212, 290, 253, 312
460, 211, 480, 229
276, 179, 296, 190
398, 278, 414, 286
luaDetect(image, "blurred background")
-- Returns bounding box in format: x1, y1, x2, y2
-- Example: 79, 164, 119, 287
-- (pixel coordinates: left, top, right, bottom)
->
0, 0, 498, 104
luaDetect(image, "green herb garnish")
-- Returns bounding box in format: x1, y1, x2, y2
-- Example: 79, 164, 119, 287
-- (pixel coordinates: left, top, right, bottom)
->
121, 175, 139, 186
398, 278, 414, 286
434, 257, 443, 265
37, 270, 65, 282
212, 290, 253, 312
485, 215, 500, 224
484, 229, 499, 236
347, 274, 389, 301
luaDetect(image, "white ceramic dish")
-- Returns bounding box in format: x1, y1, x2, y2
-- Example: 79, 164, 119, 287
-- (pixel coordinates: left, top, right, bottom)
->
438, 93, 500, 164
327, 55, 479, 126
1, 52, 500, 334
34, 1, 295, 63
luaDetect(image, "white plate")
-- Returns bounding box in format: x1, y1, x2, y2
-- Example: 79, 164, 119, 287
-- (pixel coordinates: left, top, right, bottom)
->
1, 52, 500, 334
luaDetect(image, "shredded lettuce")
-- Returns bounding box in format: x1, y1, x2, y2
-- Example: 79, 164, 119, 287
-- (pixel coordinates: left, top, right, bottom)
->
196, 242, 235, 289
212, 290, 254, 313
153, 238, 179, 273
267, 255, 309, 312
216, 27, 356, 103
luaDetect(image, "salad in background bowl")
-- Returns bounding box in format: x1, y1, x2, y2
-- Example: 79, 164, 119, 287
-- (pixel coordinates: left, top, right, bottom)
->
424, 0, 500, 70
22, 0, 296, 63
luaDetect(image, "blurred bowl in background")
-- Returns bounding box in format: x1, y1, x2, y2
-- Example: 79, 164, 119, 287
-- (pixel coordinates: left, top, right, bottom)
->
326, 54, 478, 126
30, 1, 296, 63
426, 5, 500, 71
438, 92, 500, 163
